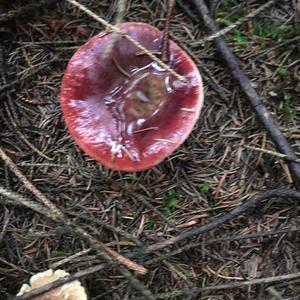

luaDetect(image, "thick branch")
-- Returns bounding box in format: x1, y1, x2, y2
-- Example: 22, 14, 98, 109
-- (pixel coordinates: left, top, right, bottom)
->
0, 148, 153, 299
161, 0, 175, 62
188, 0, 300, 188
14, 264, 107, 300
3, 185, 300, 297
139, 188, 300, 254
145, 227, 300, 265
150, 272, 300, 299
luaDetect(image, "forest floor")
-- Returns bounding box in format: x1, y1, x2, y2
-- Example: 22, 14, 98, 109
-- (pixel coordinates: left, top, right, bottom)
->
0, 0, 300, 299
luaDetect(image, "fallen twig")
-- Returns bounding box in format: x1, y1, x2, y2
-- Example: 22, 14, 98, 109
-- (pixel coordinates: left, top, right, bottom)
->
13, 258, 300, 300
0, 186, 56, 219
65, 0, 186, 82
139, 188, 300, 254
3, 184, 300, 298
188, 0, 300, 189
189, 0, 277, 46
0, 207, 11, 246
148, 272, 300, 299
0, 147, 64, 218
50, 248, 92, 269
68, 211, 144, 247
101, 0, 127, 61
244, 145, 300, 163
0, 160, 146, 275
13, 263, 107, 300
0, 186, 149, 298
170, 32, 230, 101
161, 0, 175, 62
0, 257, 32, 275
145, 227, 300, 265
0, 147, 153, 299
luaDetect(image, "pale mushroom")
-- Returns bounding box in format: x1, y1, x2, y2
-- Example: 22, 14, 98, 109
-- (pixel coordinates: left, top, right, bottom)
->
17, 269, 87, 300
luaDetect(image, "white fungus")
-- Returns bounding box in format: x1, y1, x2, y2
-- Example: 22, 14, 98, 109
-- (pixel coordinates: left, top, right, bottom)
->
17, 269, 87, 300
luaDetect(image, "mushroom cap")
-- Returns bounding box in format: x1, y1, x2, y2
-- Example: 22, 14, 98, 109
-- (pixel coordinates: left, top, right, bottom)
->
17, 269, 87, 300
61, 22, 203, 171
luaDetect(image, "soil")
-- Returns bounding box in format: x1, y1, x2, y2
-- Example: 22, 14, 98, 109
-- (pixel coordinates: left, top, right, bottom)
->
0, 1, 299, 299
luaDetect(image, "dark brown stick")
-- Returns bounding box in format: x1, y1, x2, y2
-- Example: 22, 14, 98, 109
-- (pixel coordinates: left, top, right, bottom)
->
139, 188, 300, 254
149, 272, 300, 299
178, 0, 277, 46
0, 149, 153, 299
0, 207, 11, 246
14, 263, 107, 300
188, 0, 300, 189
145, 227, 300, 265
18, 258, 300, 300
4, 189, 300, 300
161, 0, 175, 62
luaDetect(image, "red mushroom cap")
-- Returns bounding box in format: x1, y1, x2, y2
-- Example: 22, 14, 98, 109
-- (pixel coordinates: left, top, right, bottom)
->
60, 22, 203, 171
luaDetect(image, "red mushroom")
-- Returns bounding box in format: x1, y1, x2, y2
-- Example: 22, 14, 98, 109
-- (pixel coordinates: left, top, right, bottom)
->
60, 22, 203, 171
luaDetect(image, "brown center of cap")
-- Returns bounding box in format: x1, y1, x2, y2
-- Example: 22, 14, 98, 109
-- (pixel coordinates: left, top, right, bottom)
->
123, 72, 167, 120
104, 64, 169, 135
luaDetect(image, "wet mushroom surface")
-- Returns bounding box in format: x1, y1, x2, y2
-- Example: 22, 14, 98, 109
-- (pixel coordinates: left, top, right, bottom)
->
61, 22, 203, 171
1, 1, 300, 299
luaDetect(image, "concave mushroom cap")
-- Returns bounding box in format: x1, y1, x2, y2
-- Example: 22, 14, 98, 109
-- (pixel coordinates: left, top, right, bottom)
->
61, 22, 203, 171
17, 269, 87, 300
